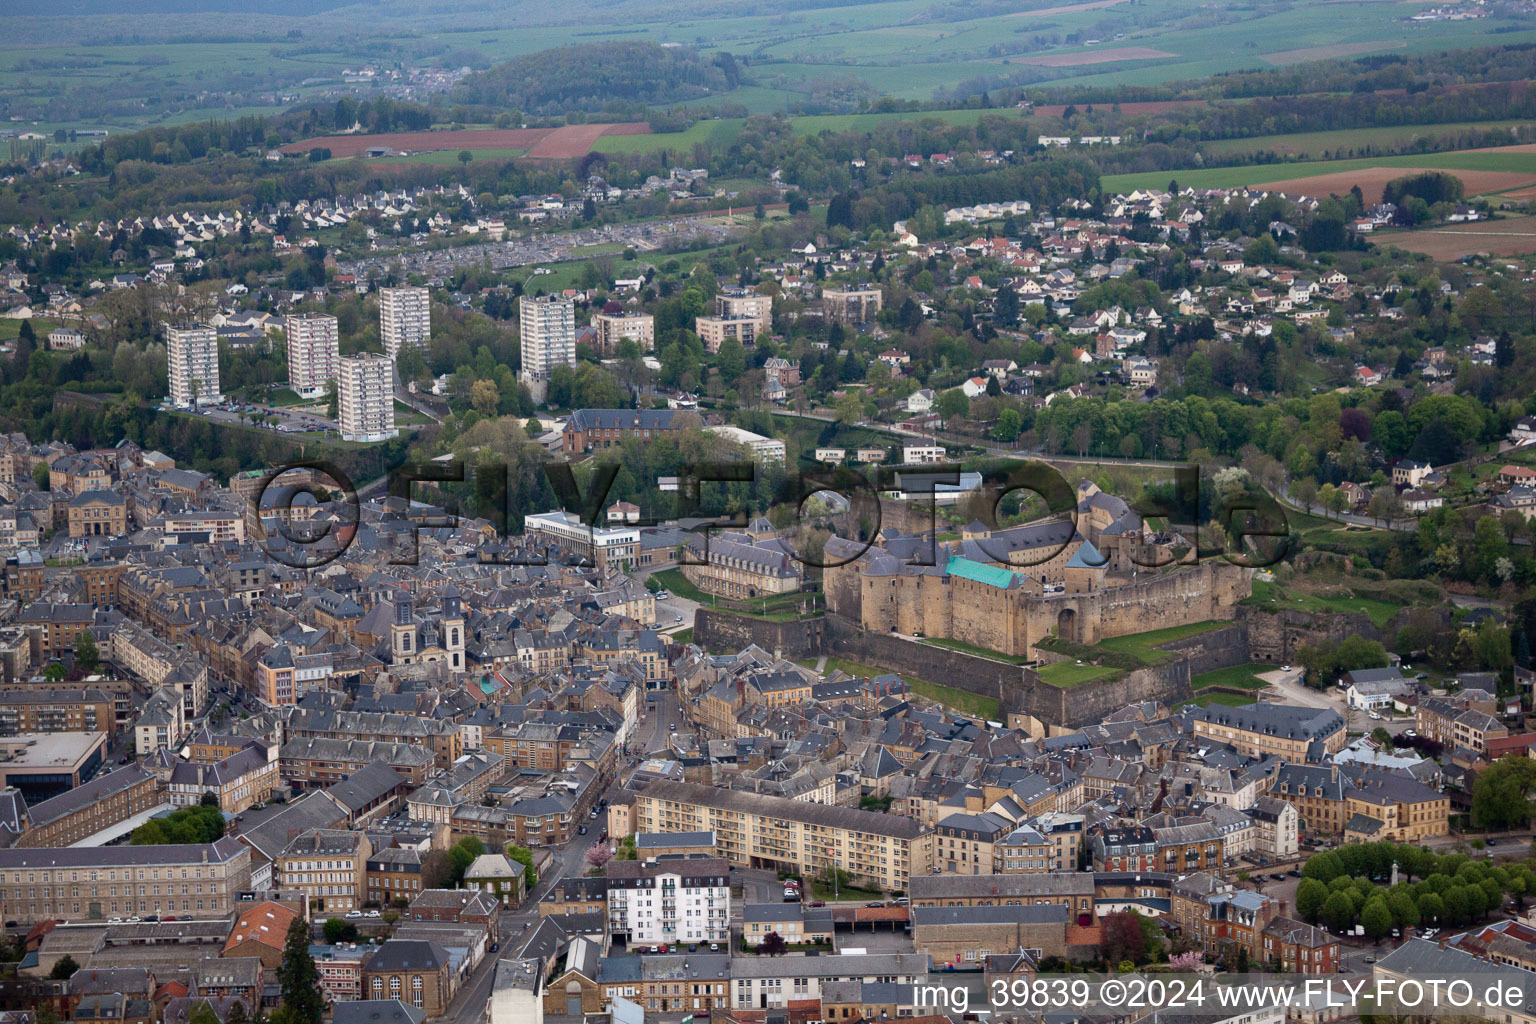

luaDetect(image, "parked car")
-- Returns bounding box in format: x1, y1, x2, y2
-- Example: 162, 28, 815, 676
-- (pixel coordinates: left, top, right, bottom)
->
346, 911, 362, 918
865, 902, 884, 908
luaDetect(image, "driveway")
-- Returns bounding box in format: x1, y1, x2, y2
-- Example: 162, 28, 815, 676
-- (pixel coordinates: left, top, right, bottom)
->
1256, 667, 1340, 711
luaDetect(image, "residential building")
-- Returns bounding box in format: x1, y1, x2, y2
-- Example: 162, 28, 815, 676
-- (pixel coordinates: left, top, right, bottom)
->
714, 286, 772, 332
605, 856, 730, 945
380, 286, 430, 359
630, 781, 931, 891
165, 323, 222, 409
592, 311, 655, 353
694, 315, 761, 353
519, 295, 576, 401
338, 353, 397, 442
276, 828, 371, 914
822, 286, 883, 324
286, 313, 341, 398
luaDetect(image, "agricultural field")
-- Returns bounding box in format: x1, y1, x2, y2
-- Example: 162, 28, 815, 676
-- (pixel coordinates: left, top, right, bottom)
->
1105, 146, 1536, 198
1377, 214, 1536, 260
1201, 121, 1536, 161
14, 0, 1536, 133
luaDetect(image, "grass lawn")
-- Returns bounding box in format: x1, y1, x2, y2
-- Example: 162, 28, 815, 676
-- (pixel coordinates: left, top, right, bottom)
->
1095, 620, 1227, 663
1035, 661, 1121, 688
648, 568, 709, 604
0, 318, 61, 341
668, 628, 693, 645
908, 679, 1000, 721
1192, 664, 1273, 692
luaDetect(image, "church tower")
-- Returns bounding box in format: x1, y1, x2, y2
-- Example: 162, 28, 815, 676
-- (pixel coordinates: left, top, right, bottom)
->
442, 582, 465, 672
391, 587, 416, 663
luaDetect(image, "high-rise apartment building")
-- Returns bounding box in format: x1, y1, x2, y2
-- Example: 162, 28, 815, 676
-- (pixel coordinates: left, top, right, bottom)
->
380, 286, 430, 359
518, 295, 576, 402
285, 313, 340, 398
165, 322, 222, 409
338, 353, 397, 442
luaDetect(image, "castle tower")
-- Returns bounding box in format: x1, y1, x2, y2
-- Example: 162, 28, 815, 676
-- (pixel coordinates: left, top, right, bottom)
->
1064, 539, 1108, 594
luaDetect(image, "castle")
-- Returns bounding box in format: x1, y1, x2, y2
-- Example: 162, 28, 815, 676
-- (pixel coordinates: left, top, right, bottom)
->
823, 482, 1251, 658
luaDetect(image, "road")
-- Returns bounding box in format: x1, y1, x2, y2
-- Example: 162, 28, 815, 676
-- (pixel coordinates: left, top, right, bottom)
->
631, 566, 703, 637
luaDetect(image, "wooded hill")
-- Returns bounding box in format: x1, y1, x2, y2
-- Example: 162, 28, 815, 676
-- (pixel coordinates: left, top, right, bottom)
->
451, 42, 735, 116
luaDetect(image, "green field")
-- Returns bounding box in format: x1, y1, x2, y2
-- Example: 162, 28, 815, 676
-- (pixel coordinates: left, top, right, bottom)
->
1202, 121, 1536, 161
1105, 148, 1536, 195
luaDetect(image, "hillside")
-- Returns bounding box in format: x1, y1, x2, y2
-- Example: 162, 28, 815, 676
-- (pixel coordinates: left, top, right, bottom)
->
450, 42, 735, 116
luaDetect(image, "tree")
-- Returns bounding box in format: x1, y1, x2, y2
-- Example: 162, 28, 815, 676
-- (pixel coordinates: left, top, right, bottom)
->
1322, 891, 1356, 933
585, 843, 614, 871
1296, 877, 1328, 923
470, 379, 500, 416
277, 916, 323, 1024
508, 844, 538, 889
1361, 898, 1392, 940
992, 408, 1022, 443
32, 462, 49, 490
200, 790, 220, 808
188, 1003, 221, 1024
937, 388, 969, 425
49, 953, 80, 980
75, 631, 99, 672
834, 392, 863, 427
1101, 911, 1147, 966
226, 1001, 251, 1024
1472, 754, 1536, 830
758, 931, 788, 956
323, 917, 359, 944
325, 377, 338, 420
458, 150, 473, 165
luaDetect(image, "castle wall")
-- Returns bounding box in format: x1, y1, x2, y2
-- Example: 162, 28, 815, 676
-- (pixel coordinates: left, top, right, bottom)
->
692, 610, 827, 659
1004, 661, 1195, 737
1238, 605, 1381, 663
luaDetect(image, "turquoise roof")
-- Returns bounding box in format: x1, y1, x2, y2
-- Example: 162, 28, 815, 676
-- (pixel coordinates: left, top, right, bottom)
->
945, 556, 1020, 589
1066, 539, 1106, 569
